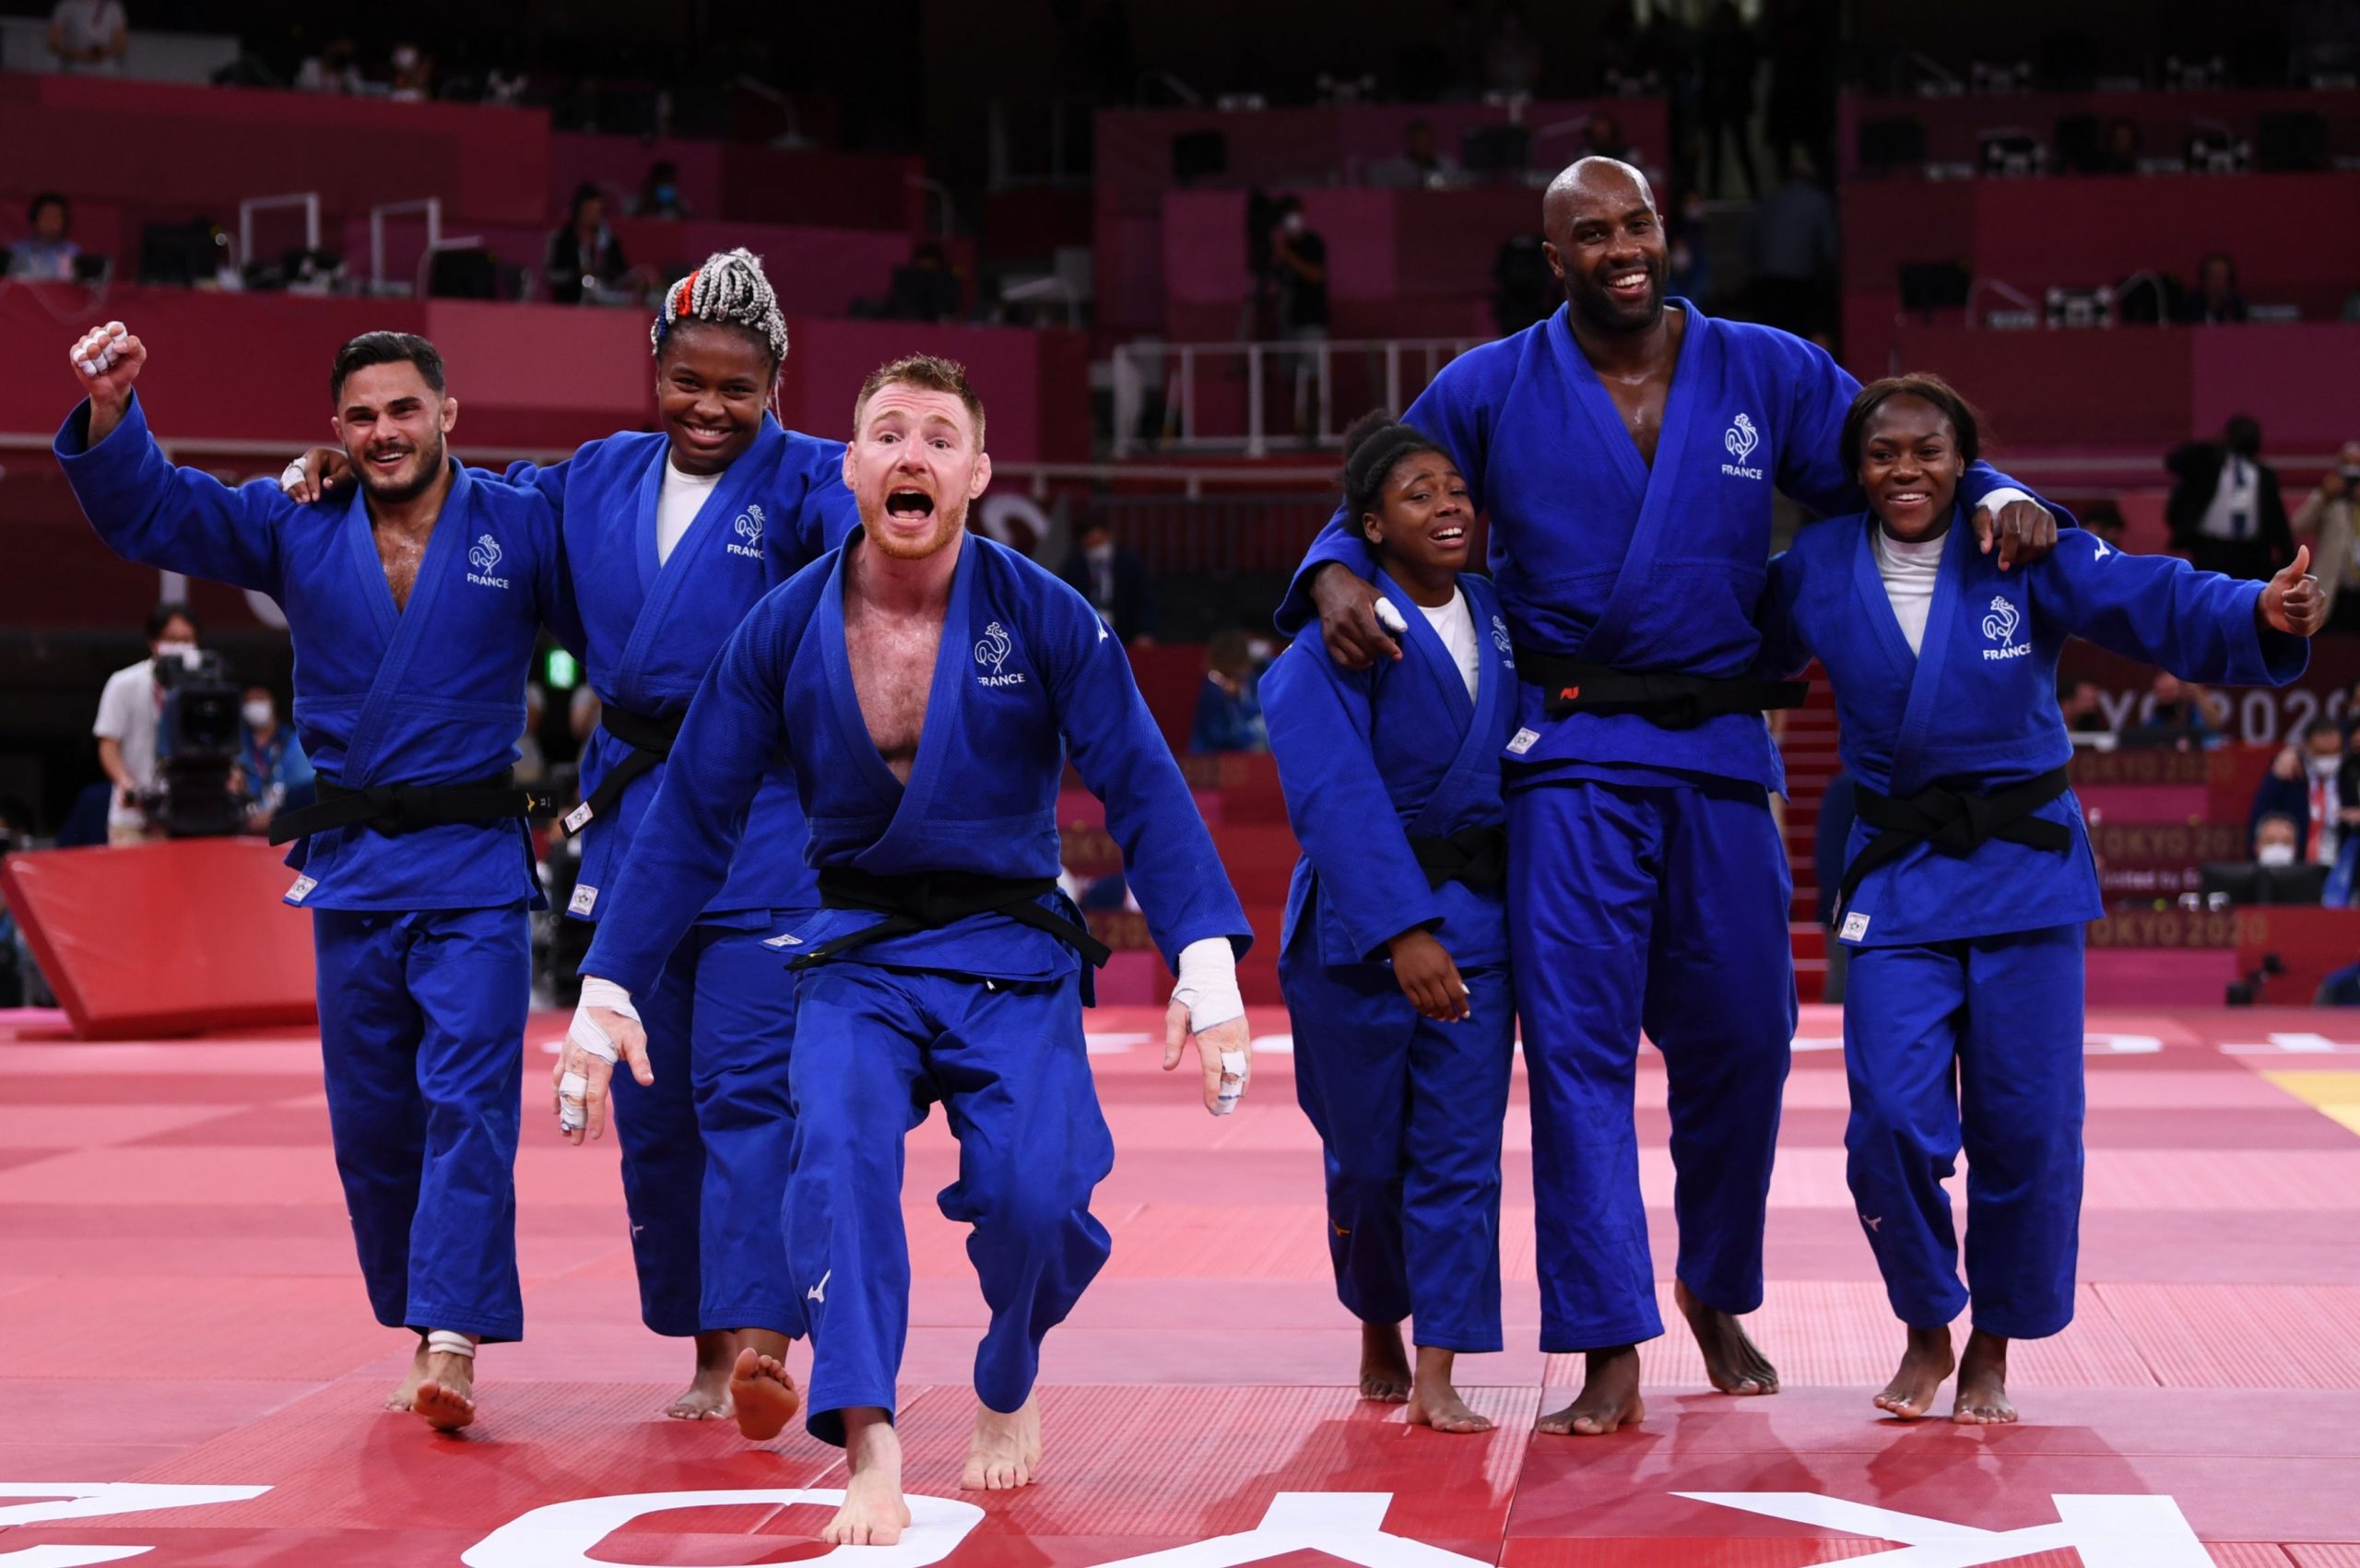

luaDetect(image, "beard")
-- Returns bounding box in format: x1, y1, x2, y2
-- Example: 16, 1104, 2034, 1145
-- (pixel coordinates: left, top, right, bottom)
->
351, 429, 447, 504
862, 491, 968, 560
1567, 257, 1666, 336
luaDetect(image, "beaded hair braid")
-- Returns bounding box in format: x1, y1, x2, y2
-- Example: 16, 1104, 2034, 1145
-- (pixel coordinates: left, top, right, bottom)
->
650, 247, 788, 365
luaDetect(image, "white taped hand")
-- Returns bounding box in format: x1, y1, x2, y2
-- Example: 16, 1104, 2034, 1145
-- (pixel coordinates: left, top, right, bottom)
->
72, 321, 127, 378
554, 977, 650, 1144
1164, 938, 1251, 1116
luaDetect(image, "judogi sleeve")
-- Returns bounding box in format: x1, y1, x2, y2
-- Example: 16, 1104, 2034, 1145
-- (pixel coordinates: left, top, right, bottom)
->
582, 591, 795, 994
492, 454, 585, 656
1768, 335, 2072, 526
1272, 365, 1492, 636
1260, 647, 1443, 959
54, 394, 287, 597
773, 438, 861, 578
1044, 584, 1252, 965
1754, 548, 1816, 681
2032, 530, 2308, 687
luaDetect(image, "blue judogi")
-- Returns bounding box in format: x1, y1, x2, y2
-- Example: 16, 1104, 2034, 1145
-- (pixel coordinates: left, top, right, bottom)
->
1760, 518, 2306, 1335
510, 420, 856, 1340
59, 393, 560, 1340
1264, 572, 1518, 1351
584, 532, 1249, 1442
1276, 301, 2055, 1352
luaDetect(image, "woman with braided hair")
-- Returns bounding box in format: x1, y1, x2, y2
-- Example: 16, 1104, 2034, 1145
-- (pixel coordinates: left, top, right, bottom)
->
286, 247, 857, 1427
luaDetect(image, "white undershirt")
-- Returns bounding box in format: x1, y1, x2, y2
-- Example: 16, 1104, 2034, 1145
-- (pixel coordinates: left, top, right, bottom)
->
2200, 454, 2260, 542
655, 457, 723, 565
1416, 587, 1481, 700
1873, 526, 1946, 655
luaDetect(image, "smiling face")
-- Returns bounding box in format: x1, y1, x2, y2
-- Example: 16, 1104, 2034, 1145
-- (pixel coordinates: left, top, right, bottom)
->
842, 381, 991, 561
1858, 393, 1964, 542
656, 320, 775, 476
332, 360, 454, 504
1361, 450, 1472, 584
1543, 159, 1668, 335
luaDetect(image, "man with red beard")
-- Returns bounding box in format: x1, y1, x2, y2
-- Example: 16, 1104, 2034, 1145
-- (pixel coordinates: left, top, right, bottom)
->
565, 355, 1253, 1545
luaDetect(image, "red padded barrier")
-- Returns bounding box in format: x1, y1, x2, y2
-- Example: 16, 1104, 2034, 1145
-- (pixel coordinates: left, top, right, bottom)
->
0, 839, 315, 1040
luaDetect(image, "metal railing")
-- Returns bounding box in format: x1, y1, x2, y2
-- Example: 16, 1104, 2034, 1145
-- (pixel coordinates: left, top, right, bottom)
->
235, 193, 320, 270
1110, 335, 1486, 458
368, 197, 483, 297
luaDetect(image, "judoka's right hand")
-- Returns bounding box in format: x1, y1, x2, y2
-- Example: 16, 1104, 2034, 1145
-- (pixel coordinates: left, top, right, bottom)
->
555, 981, 654, 1146
1386, 928, 1471, 1023
1311, 564, 1402, 670
2260, 547, 2325, 637
67, 321, 145, 417
280, 446, 353, 503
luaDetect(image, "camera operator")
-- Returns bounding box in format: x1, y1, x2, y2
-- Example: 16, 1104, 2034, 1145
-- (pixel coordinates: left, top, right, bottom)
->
92, 602, 198, 844
2294, 441, 2360, 631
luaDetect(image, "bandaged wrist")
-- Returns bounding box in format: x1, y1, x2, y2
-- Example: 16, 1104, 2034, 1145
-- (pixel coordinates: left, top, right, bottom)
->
578, 976, 639, 1020
1979, 486, 2034, 513
279, 457, 308, 493
1171, 937, 1244, 1032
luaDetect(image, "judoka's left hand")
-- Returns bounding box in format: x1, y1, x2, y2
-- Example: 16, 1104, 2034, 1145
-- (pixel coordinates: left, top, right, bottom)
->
1972, 495, 2057, 572
555, 979, 654, 1146
1167, 1006, 1252, 1117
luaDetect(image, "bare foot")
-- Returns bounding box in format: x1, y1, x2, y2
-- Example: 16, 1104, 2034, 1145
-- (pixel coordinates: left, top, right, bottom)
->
413, 1338, 478, 1432
1537, 1346, 1646, 1436
1952, 1329, 2016, 1425
1873, 1326, 1956, 1421
668, 1329, 739, 1421
1404, 1346, 1492, 1433
728, 1347, 803, 1442
1359, 1320, 1411, 1403
1675, 1278, 1779, 1396
961, 1394, 1044, 1489
824, 1408, 912, 1546
384, 1337, 429, 1412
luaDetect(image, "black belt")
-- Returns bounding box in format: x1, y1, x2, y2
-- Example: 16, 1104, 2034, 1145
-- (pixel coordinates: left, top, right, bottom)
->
267, 770, 556, 845
1516, 650, 1808, 729
785, 867, 1114, 975
1834, 765, 2073, 919
1410, 824, 1508, 890
563, 699, 684, 836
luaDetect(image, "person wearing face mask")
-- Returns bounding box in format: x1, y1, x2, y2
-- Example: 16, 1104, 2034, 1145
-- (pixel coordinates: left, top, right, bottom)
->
1758, 373, 2319, 1428
233, 684, 314, 835
91, 602, 199, 845
2254, 813, 2301, 868
1269, 197, 1329, 439
1055, 518, 1154, 645
635, 161, 690, 220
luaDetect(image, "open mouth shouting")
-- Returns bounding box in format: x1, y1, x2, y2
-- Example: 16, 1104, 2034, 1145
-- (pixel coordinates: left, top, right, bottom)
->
885, 488, 937, 524
1429, 521, 1469, 555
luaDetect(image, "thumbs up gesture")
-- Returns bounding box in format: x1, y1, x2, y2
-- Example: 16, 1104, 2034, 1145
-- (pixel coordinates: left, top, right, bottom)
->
2260, 546, 2325, 636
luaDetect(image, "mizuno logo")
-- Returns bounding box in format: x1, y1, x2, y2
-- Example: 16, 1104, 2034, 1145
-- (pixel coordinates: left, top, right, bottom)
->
807, 1269, 831, 1303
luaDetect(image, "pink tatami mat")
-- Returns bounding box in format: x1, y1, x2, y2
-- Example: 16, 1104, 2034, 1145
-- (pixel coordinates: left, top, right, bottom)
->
2, 1003, 2356, 1564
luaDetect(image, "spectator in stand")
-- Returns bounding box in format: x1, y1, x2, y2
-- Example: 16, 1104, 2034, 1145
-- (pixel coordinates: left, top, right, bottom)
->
1483, 1, 1543, 96
2249, 720, 2355, 864
1696, 2, 1760, 197
545, 185, 630, 305
2096, 118, 2142, 174
1580, 112, 1633, 162
1269, 197, 1329, 440
295, 37, 363, 93
2294, 441, 2360, 630
2125, 670, 2220, 749
2177, 252, 2249, 325
92, 602, 197, 846
8, 194, 80, 282
2167, 415, 2292, 582
633, 161, 691, 218
1189, 630, 1269, 755
1057, 518, 1155, 646
1746, 147, 1837, 341
1369, 119, 1459, 188
48, 0, 125, 74
2079, 499, 2128, 551
233, 684, 313, 836
2253, 811, 2301, 867
2059, 676, 2112, 737
387, 42, 433, 102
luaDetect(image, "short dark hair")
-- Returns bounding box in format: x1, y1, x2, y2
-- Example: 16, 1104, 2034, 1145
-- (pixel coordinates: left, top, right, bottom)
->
145, 601, 197, 640
1340, 408, 1449, 525
27, 191, 66, 226
331, 331, 445, 406
854, 354, 985, 444
2306, 717, 2340, 742
1840, 372, 1985, 477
